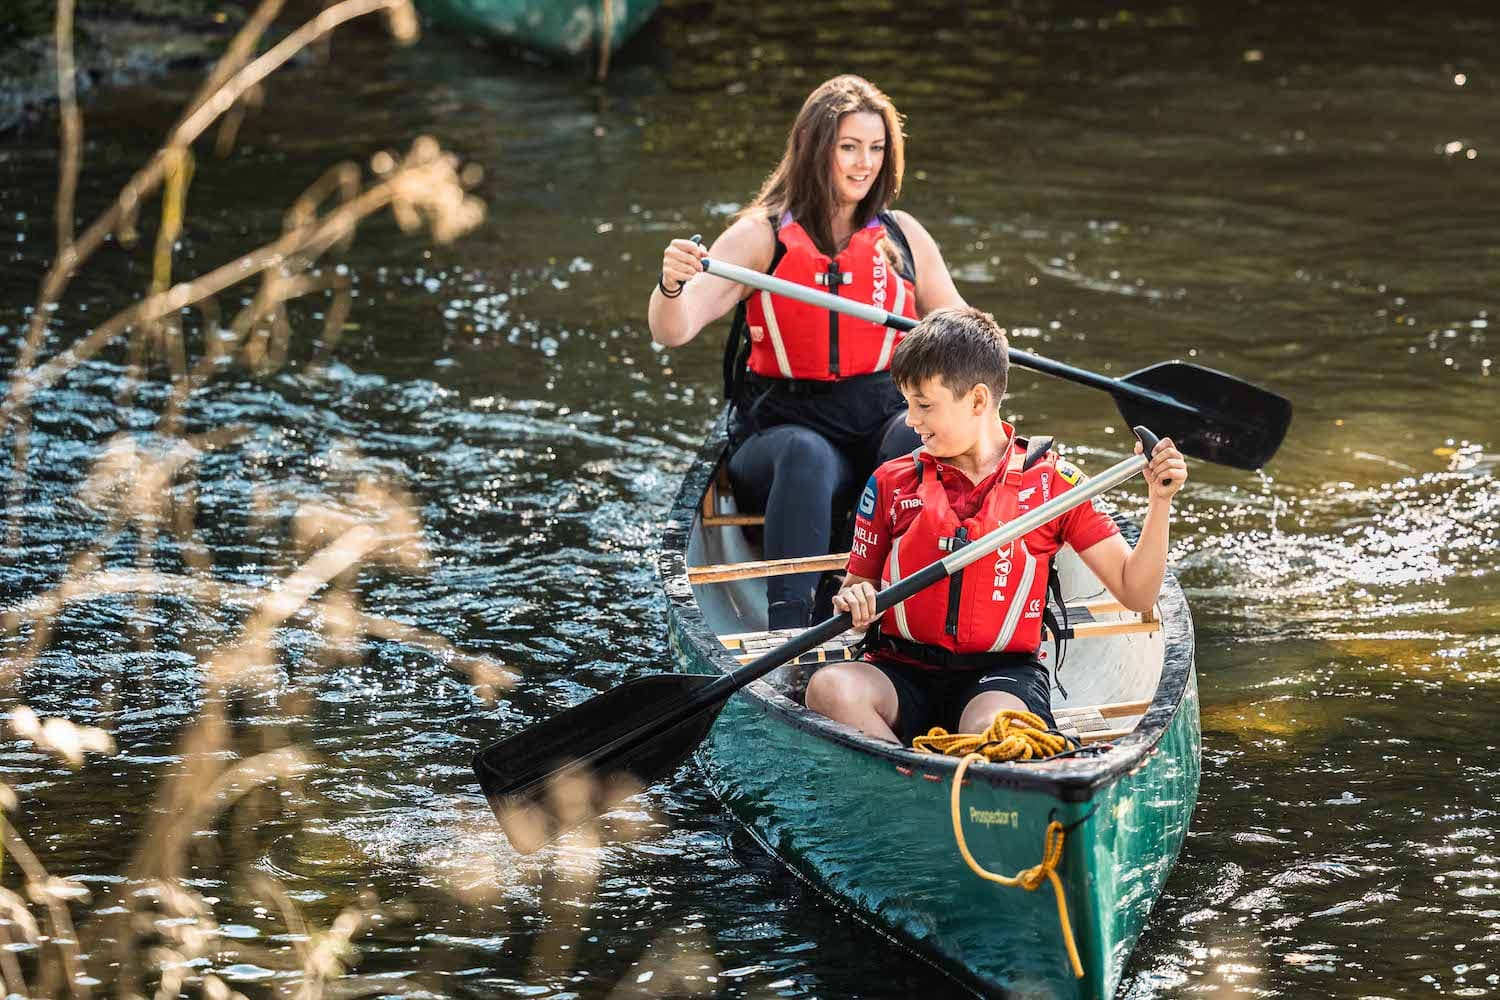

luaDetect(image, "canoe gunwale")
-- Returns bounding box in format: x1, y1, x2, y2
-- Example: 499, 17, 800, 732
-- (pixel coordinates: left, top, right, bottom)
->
659, 414, 1196, 804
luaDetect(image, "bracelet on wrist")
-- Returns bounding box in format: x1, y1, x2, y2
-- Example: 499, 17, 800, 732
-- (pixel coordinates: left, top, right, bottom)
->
658, 274, 684, 299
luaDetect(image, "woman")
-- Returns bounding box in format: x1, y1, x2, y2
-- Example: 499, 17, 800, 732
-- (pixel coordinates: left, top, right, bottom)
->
648, 74, 967, 630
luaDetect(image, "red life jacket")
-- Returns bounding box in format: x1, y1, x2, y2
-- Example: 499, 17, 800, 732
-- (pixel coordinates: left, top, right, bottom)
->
743, 214, 919, 381
878, 439, 1059, 657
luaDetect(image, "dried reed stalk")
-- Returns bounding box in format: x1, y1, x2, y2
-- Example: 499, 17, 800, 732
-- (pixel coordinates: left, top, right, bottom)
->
53, 0, 80, 260
3, 0, 427, 548
3, 0, 673, 991
0, 0, 523, 996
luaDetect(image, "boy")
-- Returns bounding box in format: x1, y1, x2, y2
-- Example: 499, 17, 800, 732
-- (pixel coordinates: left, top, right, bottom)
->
804, 307, 1187, 744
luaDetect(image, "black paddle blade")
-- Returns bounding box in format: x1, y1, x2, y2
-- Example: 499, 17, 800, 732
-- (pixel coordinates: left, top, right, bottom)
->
472, 672, 723, 854
1116, 361, 1292, 470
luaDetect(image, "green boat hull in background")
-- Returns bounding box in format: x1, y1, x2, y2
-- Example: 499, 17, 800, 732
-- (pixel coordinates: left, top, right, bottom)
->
659, 417, 1202, 998
414, 0, 660, 58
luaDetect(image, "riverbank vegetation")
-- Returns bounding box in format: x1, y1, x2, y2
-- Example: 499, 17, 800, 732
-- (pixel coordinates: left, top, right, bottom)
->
0, 0, 259, 133
0, 1, 518, 995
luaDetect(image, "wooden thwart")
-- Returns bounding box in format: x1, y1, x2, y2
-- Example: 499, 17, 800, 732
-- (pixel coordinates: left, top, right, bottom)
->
1054, 619, 1161, 640
1054, 700, 1152, 744
701, 466, 765, 528
1074, 726, 1137, 746
705, 598, 1161, 643
1060, 697, 1152, 719
688, 551, 1162, 635
689, 552, 847, 584
1054, 704, 1146, 745
718, 626, 860, 666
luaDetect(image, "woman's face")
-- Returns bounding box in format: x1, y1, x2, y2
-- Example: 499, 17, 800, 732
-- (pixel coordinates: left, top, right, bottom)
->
829, 111, 886, 209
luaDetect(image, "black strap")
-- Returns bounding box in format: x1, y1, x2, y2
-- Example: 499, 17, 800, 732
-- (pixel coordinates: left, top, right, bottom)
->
825, 258, 842, 376
877, 210, 917, 283
864, 629, 1039, 672
723, 213, 787, 412
943, 526, 969, 637
1022, 435, 1054, 472
911, 445, 926, 485
1042, 564, 1071, 699
724, 300, 754, 412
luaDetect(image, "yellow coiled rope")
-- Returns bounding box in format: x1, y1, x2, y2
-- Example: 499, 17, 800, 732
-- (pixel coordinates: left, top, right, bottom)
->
913, 711, 1084, 980
911, 708, 1069, 761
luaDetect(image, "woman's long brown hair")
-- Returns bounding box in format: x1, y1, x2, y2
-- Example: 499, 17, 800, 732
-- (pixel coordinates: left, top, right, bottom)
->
739, 75, 906, 258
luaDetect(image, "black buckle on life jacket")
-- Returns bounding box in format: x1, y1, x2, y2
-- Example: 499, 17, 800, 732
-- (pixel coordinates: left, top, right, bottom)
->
814, 265, 854, 286
938, 527, 970, 553
941, 527, 971, 637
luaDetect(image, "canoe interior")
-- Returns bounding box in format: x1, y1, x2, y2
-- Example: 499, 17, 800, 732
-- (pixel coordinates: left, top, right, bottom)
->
663, 431, 1200, 998
686, 464, 1166, 731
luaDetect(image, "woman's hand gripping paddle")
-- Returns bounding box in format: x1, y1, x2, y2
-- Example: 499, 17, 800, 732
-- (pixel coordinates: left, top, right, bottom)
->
472, 427, 1168, 854
700, 255, 1291, 471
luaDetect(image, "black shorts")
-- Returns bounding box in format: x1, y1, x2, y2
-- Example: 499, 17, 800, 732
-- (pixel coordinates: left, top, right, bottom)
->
869, 655, 1056, 746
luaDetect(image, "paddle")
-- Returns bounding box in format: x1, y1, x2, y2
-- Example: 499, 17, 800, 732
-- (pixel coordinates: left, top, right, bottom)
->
473, 426, 1167, 854
701, 256, 1291, 471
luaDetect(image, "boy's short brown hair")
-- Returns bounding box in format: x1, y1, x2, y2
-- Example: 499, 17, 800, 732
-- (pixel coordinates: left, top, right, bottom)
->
890, 306, 1009, 402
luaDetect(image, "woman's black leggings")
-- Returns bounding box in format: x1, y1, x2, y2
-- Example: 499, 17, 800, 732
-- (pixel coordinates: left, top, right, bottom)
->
728, 413, 919, 629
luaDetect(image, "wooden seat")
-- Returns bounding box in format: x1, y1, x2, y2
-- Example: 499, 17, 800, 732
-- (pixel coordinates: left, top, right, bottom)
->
688, 551, 844, 584
1053, 700, 1149, 745
715, 628, 861, 697
1044, 601, 1160, 641
688, 555, 1159, 642
700, 598, 1160, 641
701, 465, 764, 527
717, 627, 862, 667
690, 471, 1162, 640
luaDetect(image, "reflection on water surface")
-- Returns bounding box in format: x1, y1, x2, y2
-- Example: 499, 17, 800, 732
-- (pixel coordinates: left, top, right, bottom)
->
1, 0, 1496, 996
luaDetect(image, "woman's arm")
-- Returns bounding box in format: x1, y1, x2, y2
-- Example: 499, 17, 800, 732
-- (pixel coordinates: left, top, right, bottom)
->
648, 214, 776, 347
891, 210, 967, 315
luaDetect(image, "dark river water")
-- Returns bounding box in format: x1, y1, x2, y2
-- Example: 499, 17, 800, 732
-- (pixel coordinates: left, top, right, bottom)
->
2, 0, 1497, 996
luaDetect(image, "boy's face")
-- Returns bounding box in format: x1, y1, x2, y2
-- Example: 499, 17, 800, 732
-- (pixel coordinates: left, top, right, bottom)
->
900, 376, 992, 457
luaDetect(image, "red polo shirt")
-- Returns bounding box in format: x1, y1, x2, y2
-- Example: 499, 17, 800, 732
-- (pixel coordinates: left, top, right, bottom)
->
847, 434, 1121, 581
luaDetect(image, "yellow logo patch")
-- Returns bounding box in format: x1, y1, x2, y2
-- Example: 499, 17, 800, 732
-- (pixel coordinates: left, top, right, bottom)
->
1057, 460, 1084, 485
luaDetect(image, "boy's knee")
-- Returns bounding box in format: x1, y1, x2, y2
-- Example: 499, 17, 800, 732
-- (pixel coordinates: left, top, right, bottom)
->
805, 666, 864, 717
803, 667, 840, 715
959, 692, 1028, 734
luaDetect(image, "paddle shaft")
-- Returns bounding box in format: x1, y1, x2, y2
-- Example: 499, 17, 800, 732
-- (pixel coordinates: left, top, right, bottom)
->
701, 256, 1200, 419
575, 438, 1156, 776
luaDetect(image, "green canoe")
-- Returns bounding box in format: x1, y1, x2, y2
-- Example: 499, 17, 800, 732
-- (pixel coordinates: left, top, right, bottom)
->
658, 416, 1201, 999
414, 0, 660, 58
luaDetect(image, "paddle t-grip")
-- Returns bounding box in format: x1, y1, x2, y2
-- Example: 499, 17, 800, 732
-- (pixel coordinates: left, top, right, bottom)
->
1132, 425, 1170, 486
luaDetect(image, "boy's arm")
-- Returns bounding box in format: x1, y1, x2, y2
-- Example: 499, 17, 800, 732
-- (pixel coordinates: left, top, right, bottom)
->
1075, 438, 1189, 613
845, 474, 893, 579
838, 474, 894, 629
832, 573, 880, 629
